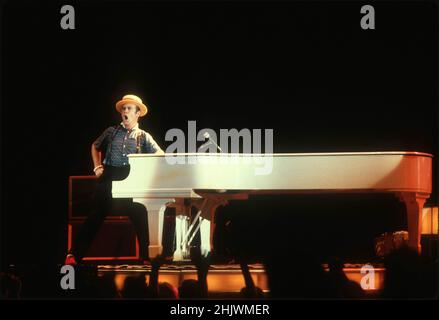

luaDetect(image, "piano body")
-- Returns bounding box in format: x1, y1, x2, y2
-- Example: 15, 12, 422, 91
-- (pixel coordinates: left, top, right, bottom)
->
112, 152, 432, 260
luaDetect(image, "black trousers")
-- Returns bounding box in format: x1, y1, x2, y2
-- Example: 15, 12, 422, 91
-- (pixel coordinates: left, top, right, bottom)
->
70, 165, 148, 261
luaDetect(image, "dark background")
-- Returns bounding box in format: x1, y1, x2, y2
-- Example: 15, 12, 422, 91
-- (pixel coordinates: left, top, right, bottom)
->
1, 1, 438, 267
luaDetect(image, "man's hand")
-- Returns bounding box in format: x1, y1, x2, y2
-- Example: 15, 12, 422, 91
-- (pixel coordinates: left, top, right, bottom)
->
94, 165, 104, 178
95, 167, 104, 177
129, 128, 145, 140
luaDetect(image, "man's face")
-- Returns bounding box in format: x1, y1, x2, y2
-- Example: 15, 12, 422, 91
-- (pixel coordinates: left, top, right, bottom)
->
120, 103, 140, 127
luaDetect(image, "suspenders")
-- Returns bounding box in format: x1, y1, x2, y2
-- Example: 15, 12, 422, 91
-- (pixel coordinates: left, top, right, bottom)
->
136, 134, 142, 154
106, 125, 121, 166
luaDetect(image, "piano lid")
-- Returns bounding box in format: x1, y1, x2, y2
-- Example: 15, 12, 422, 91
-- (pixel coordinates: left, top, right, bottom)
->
113, 151, 433, 198
127, 151, 433, 158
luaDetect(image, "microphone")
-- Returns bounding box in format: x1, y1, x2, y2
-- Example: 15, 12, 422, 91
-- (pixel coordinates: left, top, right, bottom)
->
198, 132, 222, 153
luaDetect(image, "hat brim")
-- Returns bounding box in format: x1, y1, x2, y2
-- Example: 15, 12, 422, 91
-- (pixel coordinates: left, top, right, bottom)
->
115, 99, 148, 117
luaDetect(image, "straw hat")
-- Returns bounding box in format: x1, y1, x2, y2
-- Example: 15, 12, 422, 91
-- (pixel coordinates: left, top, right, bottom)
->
115, 94, 148, 117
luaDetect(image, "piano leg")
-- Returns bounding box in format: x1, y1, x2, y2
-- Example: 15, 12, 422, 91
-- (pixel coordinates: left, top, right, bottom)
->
174, 216, 213, 259
397, 192, 429, 254
188, 194, 249, 258
200, 200, 223, 255
173, 194, 249, 261
174, 215, 190, 261
191, 198, 228, 256
173, 198, 222, 260
190, 197, 222, 256
133, 198, 175, 259
199, 218, 211, 257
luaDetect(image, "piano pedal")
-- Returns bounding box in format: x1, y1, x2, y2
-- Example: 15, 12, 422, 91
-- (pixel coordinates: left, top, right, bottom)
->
173, 249, 183, 262
173, 248, 191, 262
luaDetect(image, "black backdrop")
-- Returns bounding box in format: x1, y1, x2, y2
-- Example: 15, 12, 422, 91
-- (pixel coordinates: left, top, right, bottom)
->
1, 1, 438, 266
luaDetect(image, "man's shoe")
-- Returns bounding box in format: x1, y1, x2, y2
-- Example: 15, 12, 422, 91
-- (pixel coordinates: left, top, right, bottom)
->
65, 254, 77, 266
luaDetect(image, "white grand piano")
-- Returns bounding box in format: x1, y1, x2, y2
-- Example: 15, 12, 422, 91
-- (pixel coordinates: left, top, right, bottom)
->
112, 152, 432, 260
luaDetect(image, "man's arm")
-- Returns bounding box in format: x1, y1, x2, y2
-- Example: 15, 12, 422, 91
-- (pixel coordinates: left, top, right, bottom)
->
149, 256, 165, 298
91, 143, 104, 177
91, 126, 112, 177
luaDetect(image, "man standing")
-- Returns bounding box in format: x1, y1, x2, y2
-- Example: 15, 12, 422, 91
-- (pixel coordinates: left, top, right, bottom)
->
66, 94, 164, 265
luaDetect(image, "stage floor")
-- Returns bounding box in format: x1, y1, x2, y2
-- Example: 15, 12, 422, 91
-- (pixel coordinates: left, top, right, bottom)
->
97, 262, 385, 295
